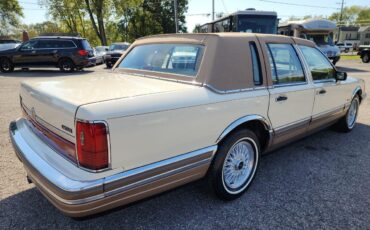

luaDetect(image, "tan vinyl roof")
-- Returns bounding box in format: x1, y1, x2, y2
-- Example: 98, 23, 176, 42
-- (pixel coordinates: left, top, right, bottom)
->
116, 33, 316, 92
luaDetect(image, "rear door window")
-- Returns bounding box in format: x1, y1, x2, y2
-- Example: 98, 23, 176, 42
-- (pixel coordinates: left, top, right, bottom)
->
266, 43, 305, 85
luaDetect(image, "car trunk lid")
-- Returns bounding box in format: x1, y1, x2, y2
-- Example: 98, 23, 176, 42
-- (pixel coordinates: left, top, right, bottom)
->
20, 72, 195, 142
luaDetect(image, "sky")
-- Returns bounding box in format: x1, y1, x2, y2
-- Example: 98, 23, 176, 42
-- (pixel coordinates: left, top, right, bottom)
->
19, 0, 370, 32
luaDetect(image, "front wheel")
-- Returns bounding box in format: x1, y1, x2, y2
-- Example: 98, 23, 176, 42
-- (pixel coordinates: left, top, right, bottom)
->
209, 129, 260, 200
0, 58, 14, 73
335, 96, 360, 132
362, 54, 370, 63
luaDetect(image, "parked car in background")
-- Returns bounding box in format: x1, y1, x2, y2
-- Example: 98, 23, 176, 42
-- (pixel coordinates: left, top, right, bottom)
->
94, 46, 109, 65
104, 42, 130, 68
9, 33, 366, 217
0, 39, 21, 51
0, 36, 95, 73
358, 48, 370, 63
336, 42, 353, 53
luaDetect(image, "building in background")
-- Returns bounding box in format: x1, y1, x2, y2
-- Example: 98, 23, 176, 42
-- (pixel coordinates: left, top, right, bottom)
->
334, 26, 370, 47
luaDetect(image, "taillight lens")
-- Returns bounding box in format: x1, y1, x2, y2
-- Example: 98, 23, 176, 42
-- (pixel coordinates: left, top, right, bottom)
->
77, 50, 89, 56
76, 121, 109, 170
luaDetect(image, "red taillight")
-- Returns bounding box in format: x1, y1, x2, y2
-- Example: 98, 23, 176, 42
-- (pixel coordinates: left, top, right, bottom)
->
76, 121, 109, 170
77, 50, 89, 56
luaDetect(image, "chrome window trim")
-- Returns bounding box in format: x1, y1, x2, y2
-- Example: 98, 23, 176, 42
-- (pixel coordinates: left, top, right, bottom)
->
266, 43, 307, 86
204, 84, 267, 94
270, 82, 308, 88
20, 39, 78, 51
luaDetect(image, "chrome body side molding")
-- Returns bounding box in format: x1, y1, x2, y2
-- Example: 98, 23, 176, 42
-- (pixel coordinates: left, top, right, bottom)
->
9, 119, 217, 216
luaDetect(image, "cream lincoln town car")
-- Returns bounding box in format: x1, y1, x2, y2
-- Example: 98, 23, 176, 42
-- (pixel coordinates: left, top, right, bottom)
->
9, 33, 366, 217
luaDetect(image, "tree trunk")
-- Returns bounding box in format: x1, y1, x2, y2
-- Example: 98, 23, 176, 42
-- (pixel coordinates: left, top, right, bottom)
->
84, 0, 103, 44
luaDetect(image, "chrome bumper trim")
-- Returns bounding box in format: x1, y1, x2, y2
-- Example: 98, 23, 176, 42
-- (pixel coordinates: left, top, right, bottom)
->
10, 120, 217, 206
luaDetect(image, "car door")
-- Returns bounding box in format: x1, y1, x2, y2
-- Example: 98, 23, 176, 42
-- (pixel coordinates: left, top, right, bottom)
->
260, 40, 315, 146
12, 40, 39, 66
33, 39, 59, 66
298, 45, 349, 130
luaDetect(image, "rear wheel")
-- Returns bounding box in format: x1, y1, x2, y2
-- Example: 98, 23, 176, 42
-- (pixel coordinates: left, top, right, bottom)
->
209, 129, 260, 200
335, 95, 360, 132
59, 58, 75, 72
0, 58, 14, 73
362, 54, 370, 63
106, 62, 112, 68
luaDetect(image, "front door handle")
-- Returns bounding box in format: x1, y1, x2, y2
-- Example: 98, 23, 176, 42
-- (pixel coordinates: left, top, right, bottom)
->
276, 95, 288, 102
318, 89, 327, 95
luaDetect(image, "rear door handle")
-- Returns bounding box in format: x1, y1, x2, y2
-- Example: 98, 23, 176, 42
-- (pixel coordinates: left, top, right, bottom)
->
318, 89, 327, 95
276, 95, 288, 102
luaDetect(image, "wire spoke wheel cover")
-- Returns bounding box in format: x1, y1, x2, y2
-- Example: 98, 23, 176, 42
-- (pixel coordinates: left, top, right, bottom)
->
222, 137, 258, 194
347, 98, 359, 129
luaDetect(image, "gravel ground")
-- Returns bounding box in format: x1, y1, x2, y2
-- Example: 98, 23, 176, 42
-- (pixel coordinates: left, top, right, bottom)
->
1, 61, 370, 229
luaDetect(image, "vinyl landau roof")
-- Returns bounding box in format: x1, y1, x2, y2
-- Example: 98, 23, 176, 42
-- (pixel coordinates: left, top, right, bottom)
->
119, 33, 315, 92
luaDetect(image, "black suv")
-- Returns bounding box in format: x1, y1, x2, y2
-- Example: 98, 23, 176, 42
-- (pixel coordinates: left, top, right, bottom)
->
0, 36, 95, 72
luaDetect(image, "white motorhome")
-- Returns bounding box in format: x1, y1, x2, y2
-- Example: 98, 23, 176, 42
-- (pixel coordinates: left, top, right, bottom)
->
279, 19, 341, 64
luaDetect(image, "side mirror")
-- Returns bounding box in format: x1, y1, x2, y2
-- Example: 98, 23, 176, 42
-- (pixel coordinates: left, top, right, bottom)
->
105, 48, 109, 51
335, 71, 347, 81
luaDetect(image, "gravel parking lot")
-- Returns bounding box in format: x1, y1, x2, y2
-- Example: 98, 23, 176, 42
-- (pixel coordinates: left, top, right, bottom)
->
1, 60, 370, 229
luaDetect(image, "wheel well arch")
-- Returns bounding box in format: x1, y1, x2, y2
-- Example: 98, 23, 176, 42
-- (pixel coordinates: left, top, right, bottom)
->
216, 115, 272, 152
353, 87, 363, 103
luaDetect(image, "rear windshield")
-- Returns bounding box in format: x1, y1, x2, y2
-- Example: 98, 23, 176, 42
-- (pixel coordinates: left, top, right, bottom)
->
118, 44, 204, 77
81, 39, 92, 50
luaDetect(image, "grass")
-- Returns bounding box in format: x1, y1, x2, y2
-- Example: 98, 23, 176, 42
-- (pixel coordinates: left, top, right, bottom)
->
340, 55, 360, 60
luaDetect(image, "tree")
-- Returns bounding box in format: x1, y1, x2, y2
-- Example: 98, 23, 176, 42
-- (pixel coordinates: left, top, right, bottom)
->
193, 24, 201, 33
328, 6, 363, 25
356, 8, 370, 25
84, 0, 110, 45
0, 0, 23, 36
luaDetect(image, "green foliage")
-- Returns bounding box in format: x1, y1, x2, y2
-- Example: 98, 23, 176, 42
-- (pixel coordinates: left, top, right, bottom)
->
37, 0, 189, 46
0, 0, 23, 36
328, 6, 370, 25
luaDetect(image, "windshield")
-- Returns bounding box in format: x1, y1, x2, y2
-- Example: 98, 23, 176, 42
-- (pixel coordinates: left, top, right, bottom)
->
109, 44, 129, 51
237, 15, 277, 34
304, 34, 334, 46
119, 44, 204, 77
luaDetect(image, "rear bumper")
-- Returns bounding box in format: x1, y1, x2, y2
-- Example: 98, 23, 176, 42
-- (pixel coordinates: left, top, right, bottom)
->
9, 119, 216, 217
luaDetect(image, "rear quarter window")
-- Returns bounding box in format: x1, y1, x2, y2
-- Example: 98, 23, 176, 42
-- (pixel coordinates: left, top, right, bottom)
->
81, 39, 92, 50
